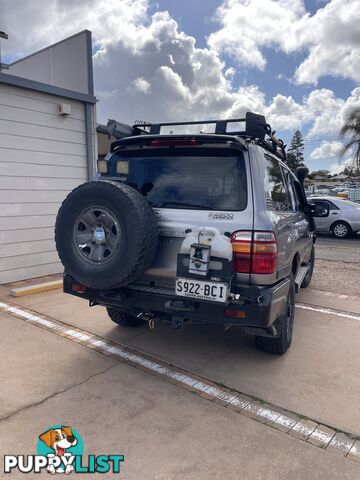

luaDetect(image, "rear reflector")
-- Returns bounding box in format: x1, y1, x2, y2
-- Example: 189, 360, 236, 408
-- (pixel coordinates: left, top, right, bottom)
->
71, 283, 86, 293
224, 308, 246, 319
231, 230, 277, 274
146, 139, 200, 147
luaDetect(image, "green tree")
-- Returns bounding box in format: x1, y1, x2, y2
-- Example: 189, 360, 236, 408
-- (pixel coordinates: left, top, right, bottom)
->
339, 108, 360, 171
286, 130, 304, 172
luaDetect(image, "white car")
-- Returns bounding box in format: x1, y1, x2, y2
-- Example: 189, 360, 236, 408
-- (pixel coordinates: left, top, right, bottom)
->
309, 196, 360, 238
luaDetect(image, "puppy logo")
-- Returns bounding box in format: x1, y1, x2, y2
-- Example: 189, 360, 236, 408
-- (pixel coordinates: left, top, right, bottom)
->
38, 426, 82, 475
4, 425, 124, 475
40, 426, 77, 457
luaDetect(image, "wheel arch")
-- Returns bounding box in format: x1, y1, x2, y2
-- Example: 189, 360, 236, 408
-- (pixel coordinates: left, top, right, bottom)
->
291, 252, 300, 276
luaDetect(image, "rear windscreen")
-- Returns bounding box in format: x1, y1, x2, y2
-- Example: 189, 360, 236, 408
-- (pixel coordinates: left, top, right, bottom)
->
110, 153, 247, 211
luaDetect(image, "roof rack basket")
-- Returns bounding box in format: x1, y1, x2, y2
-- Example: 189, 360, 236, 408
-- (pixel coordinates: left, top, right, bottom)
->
107, 112, 286, 160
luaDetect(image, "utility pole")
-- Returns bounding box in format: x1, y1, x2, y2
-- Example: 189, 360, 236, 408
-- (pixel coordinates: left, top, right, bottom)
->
0, 31, 9, 71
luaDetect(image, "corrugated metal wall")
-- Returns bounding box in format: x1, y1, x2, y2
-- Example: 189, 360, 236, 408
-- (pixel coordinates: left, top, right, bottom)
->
0, 82, 88, 283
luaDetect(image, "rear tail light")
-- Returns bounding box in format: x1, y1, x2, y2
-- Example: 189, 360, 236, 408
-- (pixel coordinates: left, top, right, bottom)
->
252, 231, 277, 274
231, 231, 277, 274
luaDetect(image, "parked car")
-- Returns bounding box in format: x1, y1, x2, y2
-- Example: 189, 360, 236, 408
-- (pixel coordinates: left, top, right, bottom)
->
55, 112, 321, 355
309, 196, 360, 238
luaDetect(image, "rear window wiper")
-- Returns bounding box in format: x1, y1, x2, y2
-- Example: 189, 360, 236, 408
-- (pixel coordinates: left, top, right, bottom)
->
151, 201, 210, 210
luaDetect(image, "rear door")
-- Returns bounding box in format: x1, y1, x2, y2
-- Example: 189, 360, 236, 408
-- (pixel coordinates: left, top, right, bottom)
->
110, 147, 253, 287
312, 200, 332, 232
281, 164, 312, 265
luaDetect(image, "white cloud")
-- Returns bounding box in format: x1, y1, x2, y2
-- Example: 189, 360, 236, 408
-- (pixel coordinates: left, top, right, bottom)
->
294, 0, 360, 84
2, 0, 148, 58
208, 0, 306, 70
307, 88, 360, 136
208, 0, 360, 85
224, 67, 236, 78
132, 77, 151, 94
265, 94, 307, 130
1, 0, 360, 151
310, 141, 343, 159
329, 157, 356, 175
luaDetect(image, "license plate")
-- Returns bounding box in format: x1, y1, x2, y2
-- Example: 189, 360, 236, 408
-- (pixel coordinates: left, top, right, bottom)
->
175, 277, 228, 303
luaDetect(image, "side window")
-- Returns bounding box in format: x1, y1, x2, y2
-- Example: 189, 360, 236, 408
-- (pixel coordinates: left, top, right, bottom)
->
313, 200, 330, 216
292, 179, 303, 211
264, 155, 289, 212
327, 201, 340, 211
281, 166, 297, 212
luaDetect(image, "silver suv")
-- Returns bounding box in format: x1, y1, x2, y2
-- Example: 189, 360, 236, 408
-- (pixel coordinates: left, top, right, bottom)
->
55, 112, 318, 354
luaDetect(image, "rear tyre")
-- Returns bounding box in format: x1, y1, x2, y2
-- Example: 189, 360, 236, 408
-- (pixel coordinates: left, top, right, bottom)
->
331, 221, 351, 239
301, 246, 315, 289
107, 308, 144, 327
255, 274, 295, 355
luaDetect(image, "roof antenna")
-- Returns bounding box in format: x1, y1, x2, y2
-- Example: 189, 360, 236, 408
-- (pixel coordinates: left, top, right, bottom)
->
0, 31, 9, 71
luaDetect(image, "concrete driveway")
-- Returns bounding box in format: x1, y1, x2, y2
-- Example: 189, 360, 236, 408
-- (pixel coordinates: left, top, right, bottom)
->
1, 236, 360, 478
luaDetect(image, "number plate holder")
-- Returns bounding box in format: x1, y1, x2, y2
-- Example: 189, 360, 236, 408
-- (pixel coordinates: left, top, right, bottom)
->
189, 243, 211, 276
175, 277, 229, 303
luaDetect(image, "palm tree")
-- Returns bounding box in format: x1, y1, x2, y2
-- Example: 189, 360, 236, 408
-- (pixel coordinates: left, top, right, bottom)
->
339, 108, 360, 172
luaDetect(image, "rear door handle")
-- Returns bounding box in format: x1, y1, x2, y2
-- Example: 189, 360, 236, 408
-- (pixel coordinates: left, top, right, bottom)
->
331, 212, 338, 215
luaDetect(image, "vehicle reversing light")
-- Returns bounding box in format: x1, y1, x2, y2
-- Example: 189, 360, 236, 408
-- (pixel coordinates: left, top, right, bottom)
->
231, 231, 252, 273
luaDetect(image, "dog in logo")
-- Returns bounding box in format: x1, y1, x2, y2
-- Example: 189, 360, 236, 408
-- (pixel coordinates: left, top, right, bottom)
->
39, 426, 77, 475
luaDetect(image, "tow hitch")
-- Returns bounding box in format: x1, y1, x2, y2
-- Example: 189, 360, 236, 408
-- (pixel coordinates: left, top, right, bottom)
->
171, 316, 184, 331
137, 312, 155, 329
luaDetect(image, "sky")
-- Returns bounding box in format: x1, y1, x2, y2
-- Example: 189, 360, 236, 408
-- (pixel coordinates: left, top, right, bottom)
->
1, 0, 360, 173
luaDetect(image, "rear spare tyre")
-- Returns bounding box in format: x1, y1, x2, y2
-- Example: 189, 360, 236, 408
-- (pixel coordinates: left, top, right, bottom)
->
55, 181, 158, 289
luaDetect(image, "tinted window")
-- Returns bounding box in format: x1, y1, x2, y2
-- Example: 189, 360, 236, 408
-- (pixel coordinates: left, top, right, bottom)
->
281, 166, 297, 211
313, 200, 330, 216
111, 153, 247, 211
264, 155, 289, 211
327, 201, 340, 211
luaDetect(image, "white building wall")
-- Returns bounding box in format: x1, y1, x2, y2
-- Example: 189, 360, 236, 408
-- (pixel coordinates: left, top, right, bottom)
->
0, 82, 88, 283
7, 31, 92, 95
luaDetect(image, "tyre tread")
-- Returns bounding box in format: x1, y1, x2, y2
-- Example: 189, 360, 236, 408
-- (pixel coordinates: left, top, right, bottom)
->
55, 181, 158, 289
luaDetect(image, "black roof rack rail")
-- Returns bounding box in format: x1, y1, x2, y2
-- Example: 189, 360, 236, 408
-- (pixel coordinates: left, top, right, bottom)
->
106, 119, 149, 139
106, 111, 286, 160
132, 112, 286, 160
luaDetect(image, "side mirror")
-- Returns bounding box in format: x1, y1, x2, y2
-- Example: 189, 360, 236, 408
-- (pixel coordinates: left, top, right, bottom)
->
307, 202, 330, 218
296, 166, 309, 184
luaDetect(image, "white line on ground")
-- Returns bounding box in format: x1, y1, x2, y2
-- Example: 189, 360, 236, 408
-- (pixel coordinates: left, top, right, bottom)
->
0, 299, 360, 461
296, 303, 360, 322
303, 289, 360, 302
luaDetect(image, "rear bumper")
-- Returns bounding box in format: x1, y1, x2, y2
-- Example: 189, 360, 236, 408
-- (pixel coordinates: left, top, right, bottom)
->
64, 274, 290, 333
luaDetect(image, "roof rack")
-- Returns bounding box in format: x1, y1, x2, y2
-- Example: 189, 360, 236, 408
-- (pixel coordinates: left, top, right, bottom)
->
107, 112, 286, 160
133, 112, 286, 160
